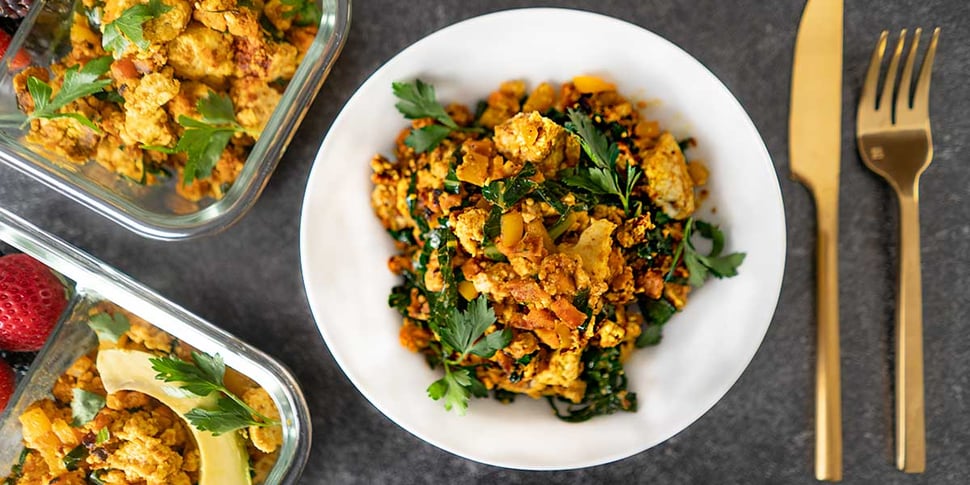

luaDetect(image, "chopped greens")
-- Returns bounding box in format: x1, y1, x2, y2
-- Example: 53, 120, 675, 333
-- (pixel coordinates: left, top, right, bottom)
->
481, 163, 537, 210
635, 298, 677, 347
548, 347, 637, 422
150, 351, 279, 435
3, 448, 29, 485
63, 446, 88, 471
95, 427, 111, 445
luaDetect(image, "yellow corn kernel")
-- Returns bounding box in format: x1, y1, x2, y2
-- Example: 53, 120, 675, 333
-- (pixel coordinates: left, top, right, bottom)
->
500, 212, 524, 247
458, 281, 479, 301
573, 75, 616, 94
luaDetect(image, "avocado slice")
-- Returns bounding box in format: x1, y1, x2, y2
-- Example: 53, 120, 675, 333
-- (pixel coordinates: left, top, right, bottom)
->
97, 348, 252, 485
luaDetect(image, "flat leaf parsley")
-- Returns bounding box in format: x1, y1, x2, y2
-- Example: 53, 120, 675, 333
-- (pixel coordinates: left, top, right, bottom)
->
145, 90, 254, 185
151, 351, 279, 435
667, 217, 746, 287
392, 79, 484, 153
23, 56, 113, 131
562, 108, 641, 215
102, 0, 172, 53
427, 295, 511, 414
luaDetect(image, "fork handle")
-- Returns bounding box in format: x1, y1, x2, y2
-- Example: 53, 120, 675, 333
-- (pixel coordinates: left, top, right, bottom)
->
896, 192, 925, 473
814, 187, 842, 481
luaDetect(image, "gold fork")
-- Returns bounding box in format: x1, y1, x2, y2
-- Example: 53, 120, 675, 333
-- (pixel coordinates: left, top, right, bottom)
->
856, 27, 940, 473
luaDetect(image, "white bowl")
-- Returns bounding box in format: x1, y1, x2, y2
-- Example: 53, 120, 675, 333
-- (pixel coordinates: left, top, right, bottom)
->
300, 7, 786, 470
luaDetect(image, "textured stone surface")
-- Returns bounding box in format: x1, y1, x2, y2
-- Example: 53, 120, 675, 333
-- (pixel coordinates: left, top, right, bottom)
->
1, 0, 968, 483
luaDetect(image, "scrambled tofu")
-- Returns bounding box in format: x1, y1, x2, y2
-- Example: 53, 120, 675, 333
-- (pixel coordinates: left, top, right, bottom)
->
4, 305, 283, 484
13, 0, 317, 201
371, 77, 709, 417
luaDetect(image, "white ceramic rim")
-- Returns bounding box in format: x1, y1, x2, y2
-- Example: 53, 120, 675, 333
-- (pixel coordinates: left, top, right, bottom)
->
300, 7, 786, 470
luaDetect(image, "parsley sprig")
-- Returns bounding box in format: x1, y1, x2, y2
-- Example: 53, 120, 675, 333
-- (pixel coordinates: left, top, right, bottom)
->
23, 56, 113, 131
102, 0, 172, 53
392, 80, 483, 153
427, 295, 511, 414
145, 90, 252, 185
150, 351, 279, 435
667, 217, 746, 286
562, 108, 641, 214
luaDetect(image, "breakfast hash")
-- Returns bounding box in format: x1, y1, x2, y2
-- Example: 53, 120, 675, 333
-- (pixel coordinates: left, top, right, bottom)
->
369, 76, 745, 420
12, 0, 320, 201
3, 304, 282, 485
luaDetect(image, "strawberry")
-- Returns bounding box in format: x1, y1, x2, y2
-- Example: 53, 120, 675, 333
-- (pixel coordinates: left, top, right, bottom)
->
0, 29, 30, 71
0, 358, 14, 411
0, 253, 68, 351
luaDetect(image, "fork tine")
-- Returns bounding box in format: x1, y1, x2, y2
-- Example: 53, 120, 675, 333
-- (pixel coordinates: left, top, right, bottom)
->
911, 27, 941, 119
896, 28, 922, 114
859, 31, 889, 122
880, 30, 907, 118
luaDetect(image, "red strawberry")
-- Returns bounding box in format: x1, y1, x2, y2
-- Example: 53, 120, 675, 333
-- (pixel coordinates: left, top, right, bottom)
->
0, 30, 30, 71
0, 253, 68, 351
0, 359, 14, 411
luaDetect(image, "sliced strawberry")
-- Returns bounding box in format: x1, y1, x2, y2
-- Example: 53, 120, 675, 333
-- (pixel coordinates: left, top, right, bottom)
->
0, 359, 14, 411
0, 29, 30, 71
0, 253, 68, 352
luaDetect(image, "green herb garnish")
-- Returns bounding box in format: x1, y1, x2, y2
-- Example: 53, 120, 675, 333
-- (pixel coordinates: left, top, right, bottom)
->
427, 295, 511, 414
95, 427, 110, 445
150, 351, 279, 435
548, 347, 637, 422
392, 80, 483, 153
3, 448, 29, 485
63, 445, 88, 471
101, 0, 172, 53
146, 90, 252, 185
635, 298, 677, 347
562, 108, 641, 214
23, 56, 112, 131
71, 388, 106, 426
481, 162, 537, 210
87, 311, 130, 343
280, 0, 322, 26
667, 217, 746, 286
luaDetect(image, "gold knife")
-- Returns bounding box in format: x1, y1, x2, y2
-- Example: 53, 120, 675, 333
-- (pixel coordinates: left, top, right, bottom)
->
789, 0, 843, 481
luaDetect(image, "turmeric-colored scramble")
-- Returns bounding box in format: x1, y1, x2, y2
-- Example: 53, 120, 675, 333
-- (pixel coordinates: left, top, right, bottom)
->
370, 76, 736, 420
3, 305, 282, 484
13, 0, 317, 201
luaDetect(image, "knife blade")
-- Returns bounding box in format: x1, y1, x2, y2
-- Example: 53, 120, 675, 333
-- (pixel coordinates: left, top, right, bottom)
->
789, 0, 844, 481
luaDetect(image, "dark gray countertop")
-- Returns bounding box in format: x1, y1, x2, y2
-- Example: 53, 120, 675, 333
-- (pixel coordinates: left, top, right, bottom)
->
1, 0, 968, 483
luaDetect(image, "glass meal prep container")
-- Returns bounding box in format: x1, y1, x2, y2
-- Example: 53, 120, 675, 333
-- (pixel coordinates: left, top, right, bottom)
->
0, 0, 350, 240
0, 207, 311, 484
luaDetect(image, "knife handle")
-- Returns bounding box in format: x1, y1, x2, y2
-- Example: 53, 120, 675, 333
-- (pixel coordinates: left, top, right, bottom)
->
814, 188, 842, 481
896, 192, 925, 473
